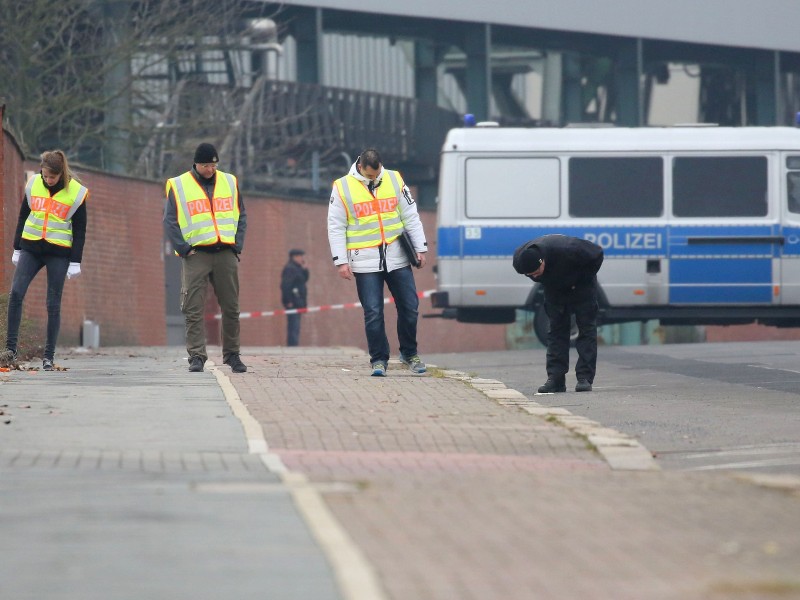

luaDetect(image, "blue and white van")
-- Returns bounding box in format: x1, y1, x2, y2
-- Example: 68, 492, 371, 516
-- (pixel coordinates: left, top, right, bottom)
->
430, 124, 800, 343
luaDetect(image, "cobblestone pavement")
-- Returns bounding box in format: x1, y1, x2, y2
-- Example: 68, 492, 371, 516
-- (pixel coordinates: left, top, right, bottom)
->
2, 346, 799, 600
234, 347, 800, 600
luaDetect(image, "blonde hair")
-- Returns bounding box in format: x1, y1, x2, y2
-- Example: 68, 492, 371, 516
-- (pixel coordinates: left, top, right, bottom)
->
40, 150, 80, 187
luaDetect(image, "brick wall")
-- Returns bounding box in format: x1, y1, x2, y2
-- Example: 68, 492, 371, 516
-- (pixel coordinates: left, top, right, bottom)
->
704, 323, 800, 342
213, 190, 509, 354
1, 123, 26, 292
1, 127, 508, 354
1, 159, 168, 346
8, 126, 800, 351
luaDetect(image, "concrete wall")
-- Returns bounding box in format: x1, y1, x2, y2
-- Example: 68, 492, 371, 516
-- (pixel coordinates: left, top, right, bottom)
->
1, 127, 507, 354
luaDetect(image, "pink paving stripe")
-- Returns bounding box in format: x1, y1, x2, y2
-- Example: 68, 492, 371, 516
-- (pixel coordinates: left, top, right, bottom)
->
272, 449, 607, 473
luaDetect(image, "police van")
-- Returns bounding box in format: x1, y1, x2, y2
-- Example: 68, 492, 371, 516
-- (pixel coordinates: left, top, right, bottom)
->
430, 123, 800, 344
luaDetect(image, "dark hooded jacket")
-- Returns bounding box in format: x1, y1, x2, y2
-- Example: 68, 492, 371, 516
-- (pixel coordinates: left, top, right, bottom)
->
280, 259, 309, 309
513, 234, 604, 304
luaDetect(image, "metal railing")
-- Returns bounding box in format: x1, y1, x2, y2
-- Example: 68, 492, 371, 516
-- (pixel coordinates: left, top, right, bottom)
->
137, 79, 460, 193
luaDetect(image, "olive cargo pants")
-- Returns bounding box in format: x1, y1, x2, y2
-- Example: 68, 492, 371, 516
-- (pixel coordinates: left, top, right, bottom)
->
181, 249, 240, 362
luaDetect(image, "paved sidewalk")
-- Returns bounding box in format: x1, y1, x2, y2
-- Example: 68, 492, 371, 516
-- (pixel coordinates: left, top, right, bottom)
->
236, 347, 800, 600
2, 346, 800, 600
0, 348, 339, 600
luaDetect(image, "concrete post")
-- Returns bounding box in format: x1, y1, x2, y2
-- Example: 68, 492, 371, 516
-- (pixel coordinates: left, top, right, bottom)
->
614, 38, 643, 126
102, 0, 132, 174
463, 23, 491, 122
294, 8, 322, 84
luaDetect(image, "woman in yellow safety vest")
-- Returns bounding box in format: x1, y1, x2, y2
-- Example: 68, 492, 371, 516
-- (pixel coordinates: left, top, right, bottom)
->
1, 150, 88, 371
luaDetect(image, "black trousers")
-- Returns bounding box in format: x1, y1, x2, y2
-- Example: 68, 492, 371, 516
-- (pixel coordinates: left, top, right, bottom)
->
544, 297, 598, 383
286, 312, 301, 346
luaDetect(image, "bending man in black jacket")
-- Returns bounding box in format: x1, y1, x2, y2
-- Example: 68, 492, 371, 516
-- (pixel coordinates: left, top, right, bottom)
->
513, 235, 604, 393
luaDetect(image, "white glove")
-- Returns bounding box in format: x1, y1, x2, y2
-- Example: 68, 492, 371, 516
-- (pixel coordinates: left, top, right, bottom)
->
11, 249, 20, 266
67, 262, 81, 279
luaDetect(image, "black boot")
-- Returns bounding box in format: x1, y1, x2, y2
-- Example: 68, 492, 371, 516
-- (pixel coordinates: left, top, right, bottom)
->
575, 379, 593, 392
537, 378, 566, 393
224, 353, 247, 373
188, 356, 205, 372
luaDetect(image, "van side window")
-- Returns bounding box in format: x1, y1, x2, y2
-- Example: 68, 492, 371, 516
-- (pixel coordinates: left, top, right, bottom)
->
787, 156, 800, 214
673, 156, 767, 217
568, 157, 663, 217
465, 157, 560, 218
788, 172, 800, 214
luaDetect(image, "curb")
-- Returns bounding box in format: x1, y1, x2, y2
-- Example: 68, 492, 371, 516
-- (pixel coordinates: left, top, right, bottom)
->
436, 369, 660, 472
208, 362, 390, 600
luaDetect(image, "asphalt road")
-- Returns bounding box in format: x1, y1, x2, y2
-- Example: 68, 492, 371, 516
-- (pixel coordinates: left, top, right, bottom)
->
428, 340, 800, 475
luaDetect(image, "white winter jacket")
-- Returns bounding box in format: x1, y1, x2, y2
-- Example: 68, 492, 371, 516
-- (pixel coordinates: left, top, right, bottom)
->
327, 161, 427, 273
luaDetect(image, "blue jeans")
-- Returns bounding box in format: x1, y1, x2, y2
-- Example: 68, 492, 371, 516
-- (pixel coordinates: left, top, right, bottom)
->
5, 250, 69, 361
354, 266, 419, 364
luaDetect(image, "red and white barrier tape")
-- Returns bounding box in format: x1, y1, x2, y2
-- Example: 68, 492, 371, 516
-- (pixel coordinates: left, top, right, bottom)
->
214, 289, 435, 320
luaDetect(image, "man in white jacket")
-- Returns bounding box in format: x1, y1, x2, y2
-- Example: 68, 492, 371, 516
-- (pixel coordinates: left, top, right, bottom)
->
327, 148, 428, 376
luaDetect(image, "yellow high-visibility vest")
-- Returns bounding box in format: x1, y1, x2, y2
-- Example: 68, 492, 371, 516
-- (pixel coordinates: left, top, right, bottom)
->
334, 170, 405, 250
166, 170, 240, 247
22, 175, 88, 248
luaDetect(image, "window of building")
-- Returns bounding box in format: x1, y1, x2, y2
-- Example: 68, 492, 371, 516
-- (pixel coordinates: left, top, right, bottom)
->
673, 156, 767, 217
568, 157, 663, 217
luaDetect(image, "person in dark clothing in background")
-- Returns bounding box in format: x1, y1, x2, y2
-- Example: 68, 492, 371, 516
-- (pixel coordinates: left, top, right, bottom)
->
280, 248, 309, 346
513, 234, 604, 393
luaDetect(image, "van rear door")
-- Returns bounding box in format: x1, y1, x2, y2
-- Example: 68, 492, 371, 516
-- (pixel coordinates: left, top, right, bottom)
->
780, 155, 800, 303
668, 155, 780, 305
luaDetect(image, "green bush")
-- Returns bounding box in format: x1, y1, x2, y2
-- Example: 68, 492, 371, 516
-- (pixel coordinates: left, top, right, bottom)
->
0, 293, 45, 360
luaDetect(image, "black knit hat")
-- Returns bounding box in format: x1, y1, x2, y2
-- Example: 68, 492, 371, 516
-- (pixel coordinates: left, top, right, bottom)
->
193, 143, 219, 164
513, 245, 544, 274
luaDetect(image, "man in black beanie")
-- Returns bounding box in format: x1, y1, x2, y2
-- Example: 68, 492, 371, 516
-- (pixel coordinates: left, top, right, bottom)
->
513, 234, 603, 393
194, 143, 218, 164
163, 142, 248, 373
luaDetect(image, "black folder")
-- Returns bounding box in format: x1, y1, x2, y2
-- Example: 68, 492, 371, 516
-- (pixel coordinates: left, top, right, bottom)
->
398, 231, 421, 267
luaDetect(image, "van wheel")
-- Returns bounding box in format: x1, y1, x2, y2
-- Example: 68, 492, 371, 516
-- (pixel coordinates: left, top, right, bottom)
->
533, 310, 578, 347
